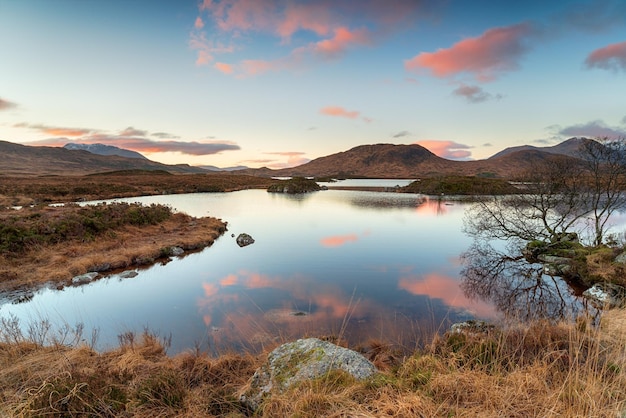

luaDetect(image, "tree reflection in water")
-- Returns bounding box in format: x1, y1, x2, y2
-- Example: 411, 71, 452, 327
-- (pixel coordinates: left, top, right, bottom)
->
460, 240, 588, 321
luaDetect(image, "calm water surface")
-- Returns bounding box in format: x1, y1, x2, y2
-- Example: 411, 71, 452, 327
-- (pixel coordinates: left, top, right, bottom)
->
0, 188, 584, 354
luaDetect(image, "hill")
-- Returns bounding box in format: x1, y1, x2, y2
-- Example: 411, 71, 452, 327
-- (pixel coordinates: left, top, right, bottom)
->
0, 141, 207, 176
63, 143, 148, 159
488, 137, 592, 159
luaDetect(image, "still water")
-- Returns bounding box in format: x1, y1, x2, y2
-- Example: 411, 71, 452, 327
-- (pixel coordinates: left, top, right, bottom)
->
0, 186, 583, 354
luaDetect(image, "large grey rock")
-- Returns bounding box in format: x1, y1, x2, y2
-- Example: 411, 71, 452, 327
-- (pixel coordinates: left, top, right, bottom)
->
240, 338, 377, 411
71, 272, 98, 284
583, 283, 626, 309
236, 233, 255, 247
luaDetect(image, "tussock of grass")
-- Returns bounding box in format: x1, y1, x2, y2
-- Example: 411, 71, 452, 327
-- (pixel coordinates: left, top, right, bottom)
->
1, 311, 625, 417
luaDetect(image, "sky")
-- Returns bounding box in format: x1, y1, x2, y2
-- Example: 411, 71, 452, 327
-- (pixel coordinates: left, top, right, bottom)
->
1, 0, 625, 169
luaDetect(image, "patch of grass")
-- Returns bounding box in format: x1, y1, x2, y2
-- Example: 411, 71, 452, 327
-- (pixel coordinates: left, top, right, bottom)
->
1, 311, 625, 416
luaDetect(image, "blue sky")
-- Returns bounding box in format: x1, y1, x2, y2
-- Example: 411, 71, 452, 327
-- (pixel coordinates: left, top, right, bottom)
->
1, 0, 625, 168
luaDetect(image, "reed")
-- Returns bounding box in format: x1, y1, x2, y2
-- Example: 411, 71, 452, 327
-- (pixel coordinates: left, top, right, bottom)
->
0, 310, 624, 417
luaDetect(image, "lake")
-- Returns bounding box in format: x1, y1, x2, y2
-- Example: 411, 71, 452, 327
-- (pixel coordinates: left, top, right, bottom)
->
0, 183, 585, 354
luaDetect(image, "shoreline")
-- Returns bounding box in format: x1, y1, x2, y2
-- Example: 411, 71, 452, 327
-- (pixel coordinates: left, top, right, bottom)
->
0, 207, 227, 295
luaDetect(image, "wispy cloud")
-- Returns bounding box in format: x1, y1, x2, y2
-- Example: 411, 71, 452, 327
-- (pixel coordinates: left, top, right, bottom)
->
557, 120, 626, 138
558, 0, 626, 33
585, 41, 626, 72
392, 130, 411, 138
18, 124, 240, 156
0, 97, 17, 110
14, 123, 93, 137
452, 83, 502, 103
415, 140, 473, 160
405, 22, 536, 82
192, 0, 429, 76
120, 127, 148, 137
265, 151, 310, 168
214, 62, 234, 74
151, 132, 180, 139
320, 106, 371, 122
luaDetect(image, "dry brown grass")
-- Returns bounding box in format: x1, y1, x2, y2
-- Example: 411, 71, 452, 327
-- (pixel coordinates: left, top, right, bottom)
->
0, 171, 278, 205
0, 207, 227, 292
1, 310, 624, 417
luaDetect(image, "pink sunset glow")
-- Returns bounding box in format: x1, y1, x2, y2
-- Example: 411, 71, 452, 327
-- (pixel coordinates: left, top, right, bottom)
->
405, 23, 534, 81
415, 140, 472, 159
319, 106, 360, 119
320, 234, 359, 248
585, 41, 626, 72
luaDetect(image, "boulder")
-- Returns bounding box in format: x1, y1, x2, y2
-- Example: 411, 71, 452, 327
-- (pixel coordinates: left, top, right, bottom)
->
168, 246, 184, 256
236, 233, 255, 247
450, 320, 495, 337
72, 272, 98, 285
582, 283, 626, 309
240, 338, 377, 411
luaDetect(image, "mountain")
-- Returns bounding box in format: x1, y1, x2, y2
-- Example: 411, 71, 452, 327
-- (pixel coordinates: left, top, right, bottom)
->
238, 143, 576, 179
63, 143, 148, 159
488, 137, 593, 159
0, 140, 207, 176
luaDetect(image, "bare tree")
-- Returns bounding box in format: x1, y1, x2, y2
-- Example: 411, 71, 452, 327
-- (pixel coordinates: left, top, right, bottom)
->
464, 154, 587, 244
578, 137, 626, 246
465, 137, 626, 247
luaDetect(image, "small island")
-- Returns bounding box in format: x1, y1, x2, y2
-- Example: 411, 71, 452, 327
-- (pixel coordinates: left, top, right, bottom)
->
267, 177, 322, 194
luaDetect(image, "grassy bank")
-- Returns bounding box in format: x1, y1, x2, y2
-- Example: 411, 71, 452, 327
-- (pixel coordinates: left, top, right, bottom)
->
0, 310, 624, 417
0, 171, 278, 206
0, 203, 227, 292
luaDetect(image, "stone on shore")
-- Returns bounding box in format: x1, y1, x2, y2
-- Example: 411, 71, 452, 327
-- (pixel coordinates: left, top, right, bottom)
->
240, 338, 377, 411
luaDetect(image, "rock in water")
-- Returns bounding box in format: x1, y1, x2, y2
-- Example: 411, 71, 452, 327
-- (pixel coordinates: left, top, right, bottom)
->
583, 283, 626, 309
236, 233, 255, 247
240, 338, 377, 411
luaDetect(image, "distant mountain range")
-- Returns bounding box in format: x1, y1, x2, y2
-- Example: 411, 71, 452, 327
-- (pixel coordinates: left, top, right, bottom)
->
238, 138, 587, 179
63, 143, 148, 160
0, 140, 207, 176
0, 137, 593, 178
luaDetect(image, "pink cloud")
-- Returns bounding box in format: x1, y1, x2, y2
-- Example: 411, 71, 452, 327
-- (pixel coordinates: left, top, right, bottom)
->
415, 140, 472, 160
14, 123, 92, 137
405, 23, 535, 81
193, 0, 429, 76
0, 97, 17, 110
214, 62, 234, 74
19, 123, 241, 156
265, 151, 311, 168
320, 106, 360, 119
313, 27, 371, 58
320, 234, 359, 248
189, 32, 234, 67
194, 16, 205, 29
277, 2, 334, 39
585, 41, 626, 72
